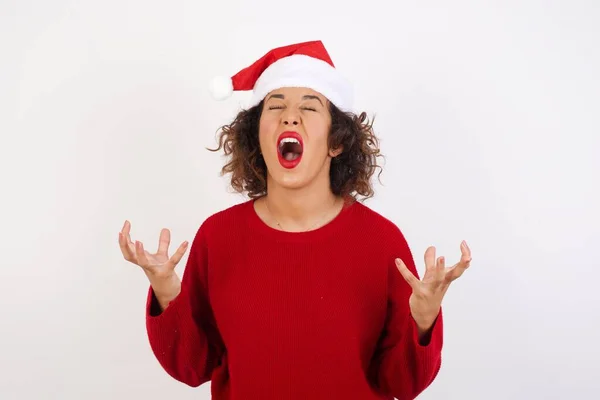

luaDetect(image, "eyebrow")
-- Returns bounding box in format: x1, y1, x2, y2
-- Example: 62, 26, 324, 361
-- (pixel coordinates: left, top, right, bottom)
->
267, 94, 324, 106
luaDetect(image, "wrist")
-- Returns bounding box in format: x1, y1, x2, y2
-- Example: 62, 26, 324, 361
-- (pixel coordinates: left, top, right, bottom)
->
147, 272, 181, 310
412, 311, 439, 345
411, 309, 440, 333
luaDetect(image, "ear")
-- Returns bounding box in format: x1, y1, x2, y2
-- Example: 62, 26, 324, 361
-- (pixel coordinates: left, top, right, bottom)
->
329, 146, 343, 158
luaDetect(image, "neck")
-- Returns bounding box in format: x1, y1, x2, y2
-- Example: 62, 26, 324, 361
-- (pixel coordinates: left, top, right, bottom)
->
263, 171, 342, 232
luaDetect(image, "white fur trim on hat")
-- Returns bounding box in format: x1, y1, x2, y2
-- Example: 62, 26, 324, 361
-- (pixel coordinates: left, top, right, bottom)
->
248, 55, 353, 112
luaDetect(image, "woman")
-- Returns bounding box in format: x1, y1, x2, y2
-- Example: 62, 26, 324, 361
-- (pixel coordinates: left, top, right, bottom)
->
118, 40, 472, 399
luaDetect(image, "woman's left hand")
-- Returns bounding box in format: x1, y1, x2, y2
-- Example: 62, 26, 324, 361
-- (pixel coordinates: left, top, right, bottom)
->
395, 241, 472, 334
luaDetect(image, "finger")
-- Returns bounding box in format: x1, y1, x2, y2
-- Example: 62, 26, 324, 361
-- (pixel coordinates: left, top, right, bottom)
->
157, 228, 171, 256
446, 241, 472, 281
395, 258, 420, 290
456, 240, 472, 269
122, 220, 133, 246
121, 220, 130, 237
446, 262, 468, 282
124, 221, 137, 255
118, 232, 135, 261
135, 241, 150, 268
461, 240, 472, 263
167, 241, 189, 269
436, 256, 446, 280
424, 246, 436, 271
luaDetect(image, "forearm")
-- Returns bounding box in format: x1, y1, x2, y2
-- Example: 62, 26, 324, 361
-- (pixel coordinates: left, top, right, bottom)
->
414, 308, 441, 346
373, 311, 443, 400
145, 277, 214, 387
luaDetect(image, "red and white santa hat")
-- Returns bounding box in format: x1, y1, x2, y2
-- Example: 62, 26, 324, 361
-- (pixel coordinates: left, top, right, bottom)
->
208, 40, 354, 112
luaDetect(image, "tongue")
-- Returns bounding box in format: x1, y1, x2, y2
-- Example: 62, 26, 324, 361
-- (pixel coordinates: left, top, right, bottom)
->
284, 152, 300, 161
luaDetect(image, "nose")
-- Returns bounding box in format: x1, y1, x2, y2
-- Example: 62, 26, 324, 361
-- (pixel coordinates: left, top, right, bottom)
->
283, 118, 299, 126
281, 110, 300, 126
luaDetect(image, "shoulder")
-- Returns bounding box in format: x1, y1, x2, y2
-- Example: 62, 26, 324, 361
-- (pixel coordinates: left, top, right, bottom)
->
204, 199, 252, 227
351, 200, 405, 237
350, 200, 413, 255
189, 199, 253, 242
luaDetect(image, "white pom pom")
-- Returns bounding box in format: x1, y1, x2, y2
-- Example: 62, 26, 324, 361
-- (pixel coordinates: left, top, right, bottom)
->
209, 76, 233, 100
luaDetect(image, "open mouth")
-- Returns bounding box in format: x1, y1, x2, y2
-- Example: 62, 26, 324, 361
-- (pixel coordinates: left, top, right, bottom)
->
279, 137, 303, 161
277, 131, 304, 169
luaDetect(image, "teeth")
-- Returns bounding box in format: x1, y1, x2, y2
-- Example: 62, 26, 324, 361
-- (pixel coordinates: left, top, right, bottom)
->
279, 137, 300, 147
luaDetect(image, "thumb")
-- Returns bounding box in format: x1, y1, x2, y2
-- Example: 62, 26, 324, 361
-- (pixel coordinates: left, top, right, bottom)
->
167, 241, 189, 268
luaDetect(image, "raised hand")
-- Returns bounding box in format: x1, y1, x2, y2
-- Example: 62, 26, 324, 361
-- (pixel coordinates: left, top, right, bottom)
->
395, 241, 472, 333
119, 220, 189, 310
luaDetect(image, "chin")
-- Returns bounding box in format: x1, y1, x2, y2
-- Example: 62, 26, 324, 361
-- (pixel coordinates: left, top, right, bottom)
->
270, 172, 308, 190
265, 154, 327, 191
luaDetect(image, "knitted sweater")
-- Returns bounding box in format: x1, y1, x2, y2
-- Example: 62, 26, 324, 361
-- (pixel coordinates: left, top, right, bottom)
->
145, 198, 443, 399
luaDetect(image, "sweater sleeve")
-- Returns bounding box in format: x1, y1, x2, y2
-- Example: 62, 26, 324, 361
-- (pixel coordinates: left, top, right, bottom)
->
369, 225, 444, 400
145, 224, 223, 387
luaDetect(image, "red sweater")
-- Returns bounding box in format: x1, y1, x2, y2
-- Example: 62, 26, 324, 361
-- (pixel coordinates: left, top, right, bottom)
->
145, 198, 443, 399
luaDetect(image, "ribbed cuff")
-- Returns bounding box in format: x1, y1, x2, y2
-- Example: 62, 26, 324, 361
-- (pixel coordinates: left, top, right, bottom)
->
407, 310, 443, 368
145, 286, 193, 343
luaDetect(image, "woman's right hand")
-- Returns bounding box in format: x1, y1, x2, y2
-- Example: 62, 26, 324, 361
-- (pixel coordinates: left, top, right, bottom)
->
118, 220, 189, 310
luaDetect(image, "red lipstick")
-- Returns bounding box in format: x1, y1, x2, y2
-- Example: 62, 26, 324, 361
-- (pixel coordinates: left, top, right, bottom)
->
277, 131, 303, 169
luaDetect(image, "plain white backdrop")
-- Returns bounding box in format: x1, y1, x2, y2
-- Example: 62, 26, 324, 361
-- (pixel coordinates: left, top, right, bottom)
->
1, 0, 599, 399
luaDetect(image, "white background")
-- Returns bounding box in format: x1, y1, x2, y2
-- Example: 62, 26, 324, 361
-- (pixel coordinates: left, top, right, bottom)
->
1, 0, 599, 399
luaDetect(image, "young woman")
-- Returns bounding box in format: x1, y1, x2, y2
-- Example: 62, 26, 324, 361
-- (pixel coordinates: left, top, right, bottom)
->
118, 40, 472, 400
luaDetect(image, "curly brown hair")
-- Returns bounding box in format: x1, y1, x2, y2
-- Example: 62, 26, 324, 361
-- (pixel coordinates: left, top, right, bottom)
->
206, 100, 384, 201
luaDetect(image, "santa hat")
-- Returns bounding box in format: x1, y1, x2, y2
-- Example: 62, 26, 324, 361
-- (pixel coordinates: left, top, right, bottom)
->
208, 40, 354, 112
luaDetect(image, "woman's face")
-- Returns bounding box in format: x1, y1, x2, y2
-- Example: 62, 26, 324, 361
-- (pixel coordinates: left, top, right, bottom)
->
258, 86, 341, 191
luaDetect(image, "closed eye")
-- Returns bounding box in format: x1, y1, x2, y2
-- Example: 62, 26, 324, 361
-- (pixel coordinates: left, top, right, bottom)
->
268, 106, 316, 111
